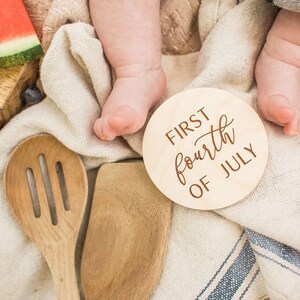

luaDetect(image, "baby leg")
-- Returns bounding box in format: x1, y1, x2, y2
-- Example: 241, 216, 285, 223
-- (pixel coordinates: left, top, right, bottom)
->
90, 0, 166, 140
255, 9, 300, 135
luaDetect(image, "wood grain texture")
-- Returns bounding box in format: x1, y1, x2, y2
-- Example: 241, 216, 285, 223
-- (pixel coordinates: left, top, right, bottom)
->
81, 161, 172, 300
143, 88, 269, 210
0, 0, 52, 128
4, 134, 88, 300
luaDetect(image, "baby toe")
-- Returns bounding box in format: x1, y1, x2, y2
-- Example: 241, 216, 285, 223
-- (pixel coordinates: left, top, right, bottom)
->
94, 116, 117, 141
284, 116, 300, 136
259, 95, 295, 125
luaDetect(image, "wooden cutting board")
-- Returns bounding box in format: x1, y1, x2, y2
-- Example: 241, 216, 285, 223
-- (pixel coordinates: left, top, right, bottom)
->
0, 0, 52, 128
81, 161, 172, 300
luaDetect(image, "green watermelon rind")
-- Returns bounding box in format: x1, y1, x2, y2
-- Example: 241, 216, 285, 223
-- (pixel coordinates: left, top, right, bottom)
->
0, 44, 44, 68
0, 35, 41, 55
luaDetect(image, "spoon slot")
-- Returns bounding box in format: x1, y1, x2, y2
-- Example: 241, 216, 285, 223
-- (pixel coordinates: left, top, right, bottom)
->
55, 161, 70, 211
26, 168, 41, 218
39, 153, 58, 226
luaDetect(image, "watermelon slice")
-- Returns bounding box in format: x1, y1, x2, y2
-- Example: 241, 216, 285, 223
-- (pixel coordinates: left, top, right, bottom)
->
0, 0, 44, 68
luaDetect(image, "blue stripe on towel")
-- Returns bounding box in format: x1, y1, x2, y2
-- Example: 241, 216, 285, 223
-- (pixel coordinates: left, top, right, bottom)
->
253, 249, 300, 277
239, 268, 260, 300
246, 229, 300, 269
206, 240, 256, 300
195, 230, 245, 299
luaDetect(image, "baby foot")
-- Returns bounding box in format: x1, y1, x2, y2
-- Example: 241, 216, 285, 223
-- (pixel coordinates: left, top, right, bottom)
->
255, 9, 300, 136
94, 65, 166, 141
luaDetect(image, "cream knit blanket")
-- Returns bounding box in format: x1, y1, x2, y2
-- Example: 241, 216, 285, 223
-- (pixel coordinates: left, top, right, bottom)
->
1, 0, 300, 299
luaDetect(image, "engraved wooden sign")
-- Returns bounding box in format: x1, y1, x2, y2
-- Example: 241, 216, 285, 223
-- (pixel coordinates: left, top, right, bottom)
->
143, 88, 268, 210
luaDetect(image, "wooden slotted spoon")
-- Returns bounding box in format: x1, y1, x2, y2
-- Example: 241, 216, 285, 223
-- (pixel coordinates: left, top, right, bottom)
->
4, 134, 88, 300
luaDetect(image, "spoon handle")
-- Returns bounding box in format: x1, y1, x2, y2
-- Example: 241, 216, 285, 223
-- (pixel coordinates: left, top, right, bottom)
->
45, 239, 80, 300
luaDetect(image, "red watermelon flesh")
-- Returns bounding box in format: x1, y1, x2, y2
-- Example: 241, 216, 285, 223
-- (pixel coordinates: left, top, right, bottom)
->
0, 0, 44, 68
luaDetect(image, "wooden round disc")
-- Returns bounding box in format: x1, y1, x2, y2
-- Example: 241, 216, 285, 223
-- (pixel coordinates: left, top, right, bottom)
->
143, 88, 268, 210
